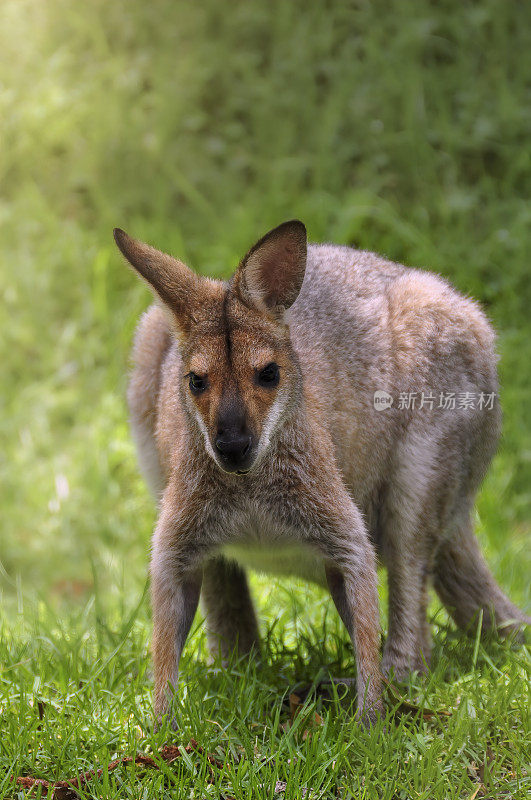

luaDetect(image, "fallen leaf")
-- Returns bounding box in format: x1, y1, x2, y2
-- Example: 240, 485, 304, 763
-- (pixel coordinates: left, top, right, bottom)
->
283, 691, 324, 740
14, 739, 222, 798
289, 692, 302, 721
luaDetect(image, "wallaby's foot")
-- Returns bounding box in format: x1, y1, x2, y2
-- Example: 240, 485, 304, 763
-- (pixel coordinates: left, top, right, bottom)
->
207, 637, 261, 669
498, 617, 530, 644
154, 713, 179, 733
434, 527, 530, 644
485, 603, 530, 643
382, 643, 430, 682
357, 697, 385, 729
154, 698, 179, 734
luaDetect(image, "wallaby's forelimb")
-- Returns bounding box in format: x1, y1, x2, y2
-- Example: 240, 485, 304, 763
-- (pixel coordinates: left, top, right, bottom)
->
151, 506, 204, 727
325, 560, 383, 725
314, 498, 382, 724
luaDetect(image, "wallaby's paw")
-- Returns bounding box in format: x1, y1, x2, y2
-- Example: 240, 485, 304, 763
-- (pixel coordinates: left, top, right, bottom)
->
154, 710, 179, 733
206, 637, 262, 669
496, 615, 530, 644
356, 698, 384, 729
382, 646, 428, 683
154, 691, 180, 733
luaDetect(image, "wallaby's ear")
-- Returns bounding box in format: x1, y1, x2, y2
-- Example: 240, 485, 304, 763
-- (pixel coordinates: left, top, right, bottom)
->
235, 220, 307, 315
113, 228, 200, 328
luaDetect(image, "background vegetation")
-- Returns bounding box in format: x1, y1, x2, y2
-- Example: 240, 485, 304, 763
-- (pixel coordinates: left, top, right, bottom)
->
0, 0, 529, 797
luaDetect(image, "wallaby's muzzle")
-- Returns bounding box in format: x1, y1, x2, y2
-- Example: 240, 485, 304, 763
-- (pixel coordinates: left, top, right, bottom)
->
211, 390, 256, 474
214, 431, 254, 473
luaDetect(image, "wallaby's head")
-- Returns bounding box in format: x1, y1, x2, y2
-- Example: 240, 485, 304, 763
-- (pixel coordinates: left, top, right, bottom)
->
114, 221, 307, 474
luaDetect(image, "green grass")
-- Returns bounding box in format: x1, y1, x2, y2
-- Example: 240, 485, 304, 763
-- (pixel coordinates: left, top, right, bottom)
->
1, 589, 530, 799
0, 0, 529, 797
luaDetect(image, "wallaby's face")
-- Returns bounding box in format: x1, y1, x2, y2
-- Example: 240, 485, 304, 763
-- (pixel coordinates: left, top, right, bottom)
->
181, 294, 302, 473
115, 221, 307, 473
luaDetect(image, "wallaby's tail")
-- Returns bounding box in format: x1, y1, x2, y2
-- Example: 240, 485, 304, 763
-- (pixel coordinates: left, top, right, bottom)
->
433, 521, 530, 640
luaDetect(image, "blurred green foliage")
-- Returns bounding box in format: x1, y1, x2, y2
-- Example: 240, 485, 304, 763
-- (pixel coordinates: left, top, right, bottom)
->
1, 0, 529, 607
0, 1, 530, 796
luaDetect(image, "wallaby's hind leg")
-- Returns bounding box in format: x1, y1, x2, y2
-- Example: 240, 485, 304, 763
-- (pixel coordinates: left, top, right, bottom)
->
202, 557, 261, 662
380, 448, 436, 680
382, 539, 432, 680
416, 562, 433, 670
434, 509, 530, 639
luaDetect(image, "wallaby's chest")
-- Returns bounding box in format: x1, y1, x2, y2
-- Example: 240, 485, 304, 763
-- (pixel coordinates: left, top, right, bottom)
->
216, 502, 326, 585
221, 541, 326, 586
209, 469, 382, 584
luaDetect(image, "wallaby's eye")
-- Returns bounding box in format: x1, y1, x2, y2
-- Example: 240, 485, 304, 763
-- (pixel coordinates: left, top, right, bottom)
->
187, 372, 207, 395
257, 362, 280, 388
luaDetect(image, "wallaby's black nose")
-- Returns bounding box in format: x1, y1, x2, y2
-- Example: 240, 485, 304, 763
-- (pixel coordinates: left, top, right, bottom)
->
215, 434, 252, 467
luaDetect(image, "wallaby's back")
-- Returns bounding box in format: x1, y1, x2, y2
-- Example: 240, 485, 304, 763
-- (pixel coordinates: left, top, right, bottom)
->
288, 244, 499, 510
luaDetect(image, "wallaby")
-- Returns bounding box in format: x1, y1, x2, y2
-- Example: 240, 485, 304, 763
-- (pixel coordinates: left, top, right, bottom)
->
114, 221, 528, 727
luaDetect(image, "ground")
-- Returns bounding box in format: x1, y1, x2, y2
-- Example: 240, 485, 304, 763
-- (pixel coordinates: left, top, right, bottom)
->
0, 1, 529, 797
